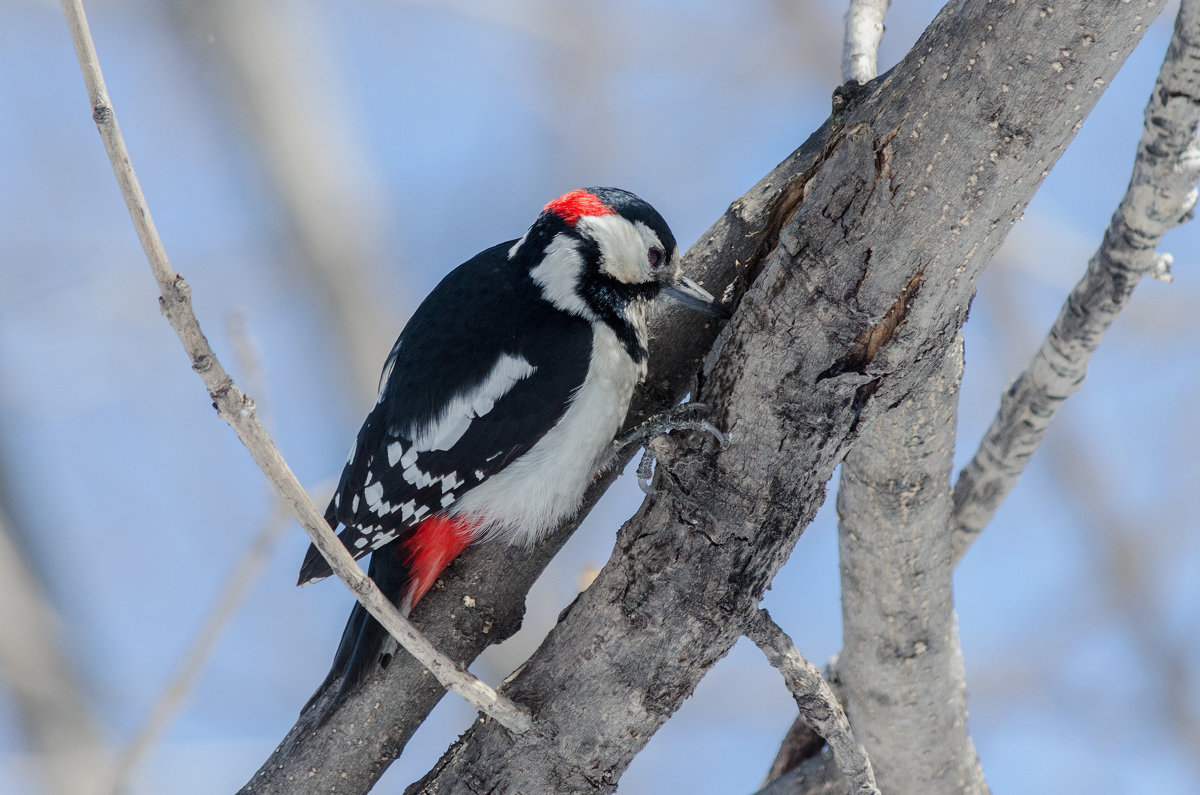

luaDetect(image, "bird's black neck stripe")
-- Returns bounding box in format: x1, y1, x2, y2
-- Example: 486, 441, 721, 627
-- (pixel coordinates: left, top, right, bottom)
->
573, 235, 653, 362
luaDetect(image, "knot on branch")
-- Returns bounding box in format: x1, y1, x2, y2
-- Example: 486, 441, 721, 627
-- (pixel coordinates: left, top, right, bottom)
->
92, 103, 111, 124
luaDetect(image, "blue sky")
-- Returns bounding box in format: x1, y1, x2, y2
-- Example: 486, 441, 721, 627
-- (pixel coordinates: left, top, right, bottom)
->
1, 1, 1197, 792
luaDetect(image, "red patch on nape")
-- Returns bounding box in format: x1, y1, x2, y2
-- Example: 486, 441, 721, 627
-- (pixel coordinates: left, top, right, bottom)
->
544, 189, 616, 226
400, 515, 477, 611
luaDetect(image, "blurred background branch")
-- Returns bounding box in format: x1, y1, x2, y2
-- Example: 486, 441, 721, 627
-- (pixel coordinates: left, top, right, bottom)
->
0, 503, 105, 795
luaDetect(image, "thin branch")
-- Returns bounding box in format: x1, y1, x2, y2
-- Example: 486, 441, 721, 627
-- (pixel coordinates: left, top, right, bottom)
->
59, 0, 531, 735
842, 0, 890, 84
951, 0, 1200, 561
746, 610, 879, 795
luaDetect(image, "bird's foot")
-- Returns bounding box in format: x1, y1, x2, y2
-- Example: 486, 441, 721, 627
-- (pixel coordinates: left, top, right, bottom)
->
616, 403, 726, 495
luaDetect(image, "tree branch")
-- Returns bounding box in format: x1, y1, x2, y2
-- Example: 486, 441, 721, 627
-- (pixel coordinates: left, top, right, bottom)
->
408, 1, 1166, 791
951, 0, 1200, 560
746, 610, 878, 795
241, 107, 825, 795
841, 0, 890, 84
837, 337, 987, 793
59, 0, 530, 735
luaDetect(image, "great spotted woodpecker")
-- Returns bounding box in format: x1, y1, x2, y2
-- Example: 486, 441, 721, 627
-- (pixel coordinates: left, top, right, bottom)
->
298, 187, 729, 709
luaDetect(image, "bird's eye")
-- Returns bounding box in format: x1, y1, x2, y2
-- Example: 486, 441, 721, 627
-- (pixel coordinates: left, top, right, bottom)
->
648, 247, 664, 269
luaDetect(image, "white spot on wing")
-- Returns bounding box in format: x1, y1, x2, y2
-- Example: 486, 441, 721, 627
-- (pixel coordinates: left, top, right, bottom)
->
410, 354, 538, 453
474, 469, 485, 480
351, 495, 360, 513
354, 537, 368, 549
401, 448, 418, 468
363, 481, 384, 509
402, 462, 435, 489
441, 493, 455, 507
387, 441, 404, 466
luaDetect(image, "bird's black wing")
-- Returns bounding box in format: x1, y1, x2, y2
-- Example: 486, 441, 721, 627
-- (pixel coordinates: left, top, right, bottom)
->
297, 242, 592, 584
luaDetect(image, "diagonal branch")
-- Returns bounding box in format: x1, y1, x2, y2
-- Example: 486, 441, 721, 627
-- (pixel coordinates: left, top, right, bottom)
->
746, 610, 878, 795
951, 0, 1200, 561
58, 0, 530, 735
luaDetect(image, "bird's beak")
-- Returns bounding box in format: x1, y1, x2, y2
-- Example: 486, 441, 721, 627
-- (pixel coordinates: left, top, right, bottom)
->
661, 275, 732, 319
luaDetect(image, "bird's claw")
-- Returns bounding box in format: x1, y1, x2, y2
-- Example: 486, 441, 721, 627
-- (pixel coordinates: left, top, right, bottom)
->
617, 402, 726, 495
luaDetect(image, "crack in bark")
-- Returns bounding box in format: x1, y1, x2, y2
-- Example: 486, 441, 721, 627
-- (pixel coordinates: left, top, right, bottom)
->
818, 267, 925, 382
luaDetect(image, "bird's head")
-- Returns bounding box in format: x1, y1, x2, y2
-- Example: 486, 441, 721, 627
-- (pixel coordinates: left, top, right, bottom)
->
514, 188, 731, 335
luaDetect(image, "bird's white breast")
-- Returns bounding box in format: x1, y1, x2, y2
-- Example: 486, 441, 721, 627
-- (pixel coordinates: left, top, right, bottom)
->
450, 322, 645, 545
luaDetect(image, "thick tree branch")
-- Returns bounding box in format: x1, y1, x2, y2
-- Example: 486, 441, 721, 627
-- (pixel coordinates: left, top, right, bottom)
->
59, 0, 530, 735
952, 0, 1200, 560
837, 337, 987, 793
242, 111, 823, 795
746, 610, 878, 795
409, 1, 1165, 792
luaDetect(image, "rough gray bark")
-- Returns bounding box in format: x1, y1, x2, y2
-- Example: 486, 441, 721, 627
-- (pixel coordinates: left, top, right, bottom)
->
404, 1, 1165, 792
241, 106, 820, 795
951, 0, 1200, 560
755, 751, 847, 795
837, 336, 986, 793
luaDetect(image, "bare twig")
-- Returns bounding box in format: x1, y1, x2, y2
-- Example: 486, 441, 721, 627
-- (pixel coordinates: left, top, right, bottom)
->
746, 610, 879, 795
842, 0, 891, 84
59, 0, 532, 734
952, 0, 1200, 560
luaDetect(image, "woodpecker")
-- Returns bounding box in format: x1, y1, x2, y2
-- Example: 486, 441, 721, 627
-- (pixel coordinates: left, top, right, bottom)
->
298, 187, 729, 711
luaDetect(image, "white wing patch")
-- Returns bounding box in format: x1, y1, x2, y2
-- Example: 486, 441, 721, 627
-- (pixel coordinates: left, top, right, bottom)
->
451, 323, 642, 546
410, 353, 539, 453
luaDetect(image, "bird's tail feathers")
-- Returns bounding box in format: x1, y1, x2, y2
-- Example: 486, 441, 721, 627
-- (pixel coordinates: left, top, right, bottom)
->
301, 515, 476, 721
